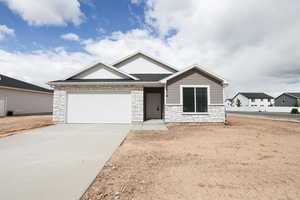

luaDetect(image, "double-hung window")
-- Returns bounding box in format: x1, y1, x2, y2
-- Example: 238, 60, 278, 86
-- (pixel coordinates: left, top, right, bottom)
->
182, 86, 208, 113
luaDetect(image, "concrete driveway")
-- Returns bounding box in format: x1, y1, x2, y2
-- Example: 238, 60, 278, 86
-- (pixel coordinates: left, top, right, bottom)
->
0, 124, 130, 200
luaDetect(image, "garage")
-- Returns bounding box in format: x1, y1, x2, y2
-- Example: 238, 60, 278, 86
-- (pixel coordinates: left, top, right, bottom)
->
66, 92, 131, 123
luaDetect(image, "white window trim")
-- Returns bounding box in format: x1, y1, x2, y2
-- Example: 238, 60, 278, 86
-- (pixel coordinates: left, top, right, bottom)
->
180, 85, 210, 114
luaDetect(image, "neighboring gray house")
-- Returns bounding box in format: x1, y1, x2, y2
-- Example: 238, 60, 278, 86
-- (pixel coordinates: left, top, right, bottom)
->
275, 93, 300, 107
0, 74, 53, 117
49, 52, 228, 124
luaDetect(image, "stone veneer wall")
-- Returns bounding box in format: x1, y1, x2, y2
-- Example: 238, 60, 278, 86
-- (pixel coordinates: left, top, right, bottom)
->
53, 89, 67, 122
52, 85, 143, 123
165, 105, 225, 123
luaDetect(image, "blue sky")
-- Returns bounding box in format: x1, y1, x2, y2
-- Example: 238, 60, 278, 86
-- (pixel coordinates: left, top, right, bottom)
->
0, 0, 146, 52
0, 0, 299, 97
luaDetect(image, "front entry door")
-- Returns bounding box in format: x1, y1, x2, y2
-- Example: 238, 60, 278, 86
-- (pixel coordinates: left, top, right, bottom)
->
146, 93, 161, 119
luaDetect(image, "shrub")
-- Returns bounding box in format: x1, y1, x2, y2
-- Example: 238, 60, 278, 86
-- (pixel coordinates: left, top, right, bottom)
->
294, 100, 299, 107
290, 108, 299, 114
236, 99, 241, 107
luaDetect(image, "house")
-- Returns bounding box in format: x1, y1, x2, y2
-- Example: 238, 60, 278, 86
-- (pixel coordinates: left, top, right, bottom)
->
231, 92, 274, 107
275, 93, 300, 107
225, 98, 233, 107
0, 74, 53, 117
48, 52, 228, 124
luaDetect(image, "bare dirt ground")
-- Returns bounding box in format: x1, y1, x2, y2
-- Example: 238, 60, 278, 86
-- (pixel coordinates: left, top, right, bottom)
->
82, 115, 300, 200
0, 115, 54, 137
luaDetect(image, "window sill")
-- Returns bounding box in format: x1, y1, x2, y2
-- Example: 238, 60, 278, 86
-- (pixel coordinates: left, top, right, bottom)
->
182, 112, 209, 115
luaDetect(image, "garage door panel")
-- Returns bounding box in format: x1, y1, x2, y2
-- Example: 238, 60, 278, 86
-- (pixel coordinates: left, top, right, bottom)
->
67, 92, 131, 123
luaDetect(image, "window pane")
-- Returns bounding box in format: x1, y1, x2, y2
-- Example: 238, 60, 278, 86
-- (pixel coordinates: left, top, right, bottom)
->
183, 88, 195, 112
196, 88, 208, 112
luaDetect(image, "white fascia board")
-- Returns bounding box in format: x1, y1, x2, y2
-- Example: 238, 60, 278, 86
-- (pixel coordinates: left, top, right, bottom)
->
160, 64, 229, 86
111, 51, 179, 72
61, 61, 139, 81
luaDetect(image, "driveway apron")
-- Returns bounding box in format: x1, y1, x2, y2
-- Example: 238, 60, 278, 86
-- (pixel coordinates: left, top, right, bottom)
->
0, 124, 130, 200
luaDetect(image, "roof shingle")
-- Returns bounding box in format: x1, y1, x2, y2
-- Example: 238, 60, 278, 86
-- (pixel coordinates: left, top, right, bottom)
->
52, 74, 173, 83
238, 92, 273, 99
286, 93, 300, 98
0, 74, 52, 93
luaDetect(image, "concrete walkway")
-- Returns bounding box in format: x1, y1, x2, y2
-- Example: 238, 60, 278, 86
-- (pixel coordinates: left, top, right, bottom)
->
0, 124, 130, 200
131, 119, 168, 130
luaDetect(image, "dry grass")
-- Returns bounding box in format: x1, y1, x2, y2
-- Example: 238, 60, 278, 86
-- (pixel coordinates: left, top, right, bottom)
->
0, 115, 54, 138
82, 115, 300, 200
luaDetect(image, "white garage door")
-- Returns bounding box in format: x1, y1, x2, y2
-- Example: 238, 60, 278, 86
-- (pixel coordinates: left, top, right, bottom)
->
66, 92, 131, 123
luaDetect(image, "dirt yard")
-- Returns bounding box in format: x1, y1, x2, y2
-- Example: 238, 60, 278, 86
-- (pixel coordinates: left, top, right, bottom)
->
0, 115, 54, 137
82, 115, 300, 200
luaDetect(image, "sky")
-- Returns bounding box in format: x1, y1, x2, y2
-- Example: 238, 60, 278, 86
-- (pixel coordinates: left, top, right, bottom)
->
0, 0, 299, 98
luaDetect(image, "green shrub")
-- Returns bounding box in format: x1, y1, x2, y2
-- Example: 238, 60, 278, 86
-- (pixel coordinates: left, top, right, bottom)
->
290, 108, 299, 114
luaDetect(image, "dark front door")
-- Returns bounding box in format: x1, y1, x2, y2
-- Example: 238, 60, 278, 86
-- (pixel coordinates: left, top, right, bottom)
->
146, 93, 162, 119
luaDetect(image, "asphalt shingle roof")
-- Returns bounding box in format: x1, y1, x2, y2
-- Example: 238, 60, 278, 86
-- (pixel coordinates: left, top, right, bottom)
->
0, 74, 52, 93
239, 92, 274, 99
286, 93, 300, 98
129, 74, 172, 81
53, 73, 173, 83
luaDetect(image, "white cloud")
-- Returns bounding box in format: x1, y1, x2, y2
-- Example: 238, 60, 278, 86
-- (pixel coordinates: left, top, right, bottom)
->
61, 33, 80, 41
131, 0, 142, 4
96, 27, 106, 34
0, 0, 84, 26
0, 48, 96, 88
1, 0, 300, 98
0, 24, 15, 40
82, 0, 300, 97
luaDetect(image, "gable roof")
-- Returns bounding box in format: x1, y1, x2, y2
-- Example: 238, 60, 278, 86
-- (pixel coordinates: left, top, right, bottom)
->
0, 74, 52, 93
234, 92, 273, 99
64, 61, 139, 81
160, 64, 228, 85
275, 92, 300, 99
112, 51, 178, 73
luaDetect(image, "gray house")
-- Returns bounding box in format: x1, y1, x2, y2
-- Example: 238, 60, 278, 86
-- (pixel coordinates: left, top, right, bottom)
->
0, 74, 53, 117
275, 93, 300, 107
49, 52, 228, 124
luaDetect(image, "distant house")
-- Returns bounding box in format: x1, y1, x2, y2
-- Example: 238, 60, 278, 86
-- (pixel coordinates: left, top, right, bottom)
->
225, 98, 232, 107
275, 93, 300, 107
231, 92, 274, 107
0, 74, 53, 117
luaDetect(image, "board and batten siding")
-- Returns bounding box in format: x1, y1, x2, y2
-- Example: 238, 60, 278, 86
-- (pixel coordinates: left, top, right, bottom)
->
165, 69, 224, 105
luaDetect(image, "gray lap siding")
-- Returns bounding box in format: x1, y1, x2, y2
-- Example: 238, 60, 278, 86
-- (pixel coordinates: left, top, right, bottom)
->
165, 69, 225, 123
166, 69, 224, 105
